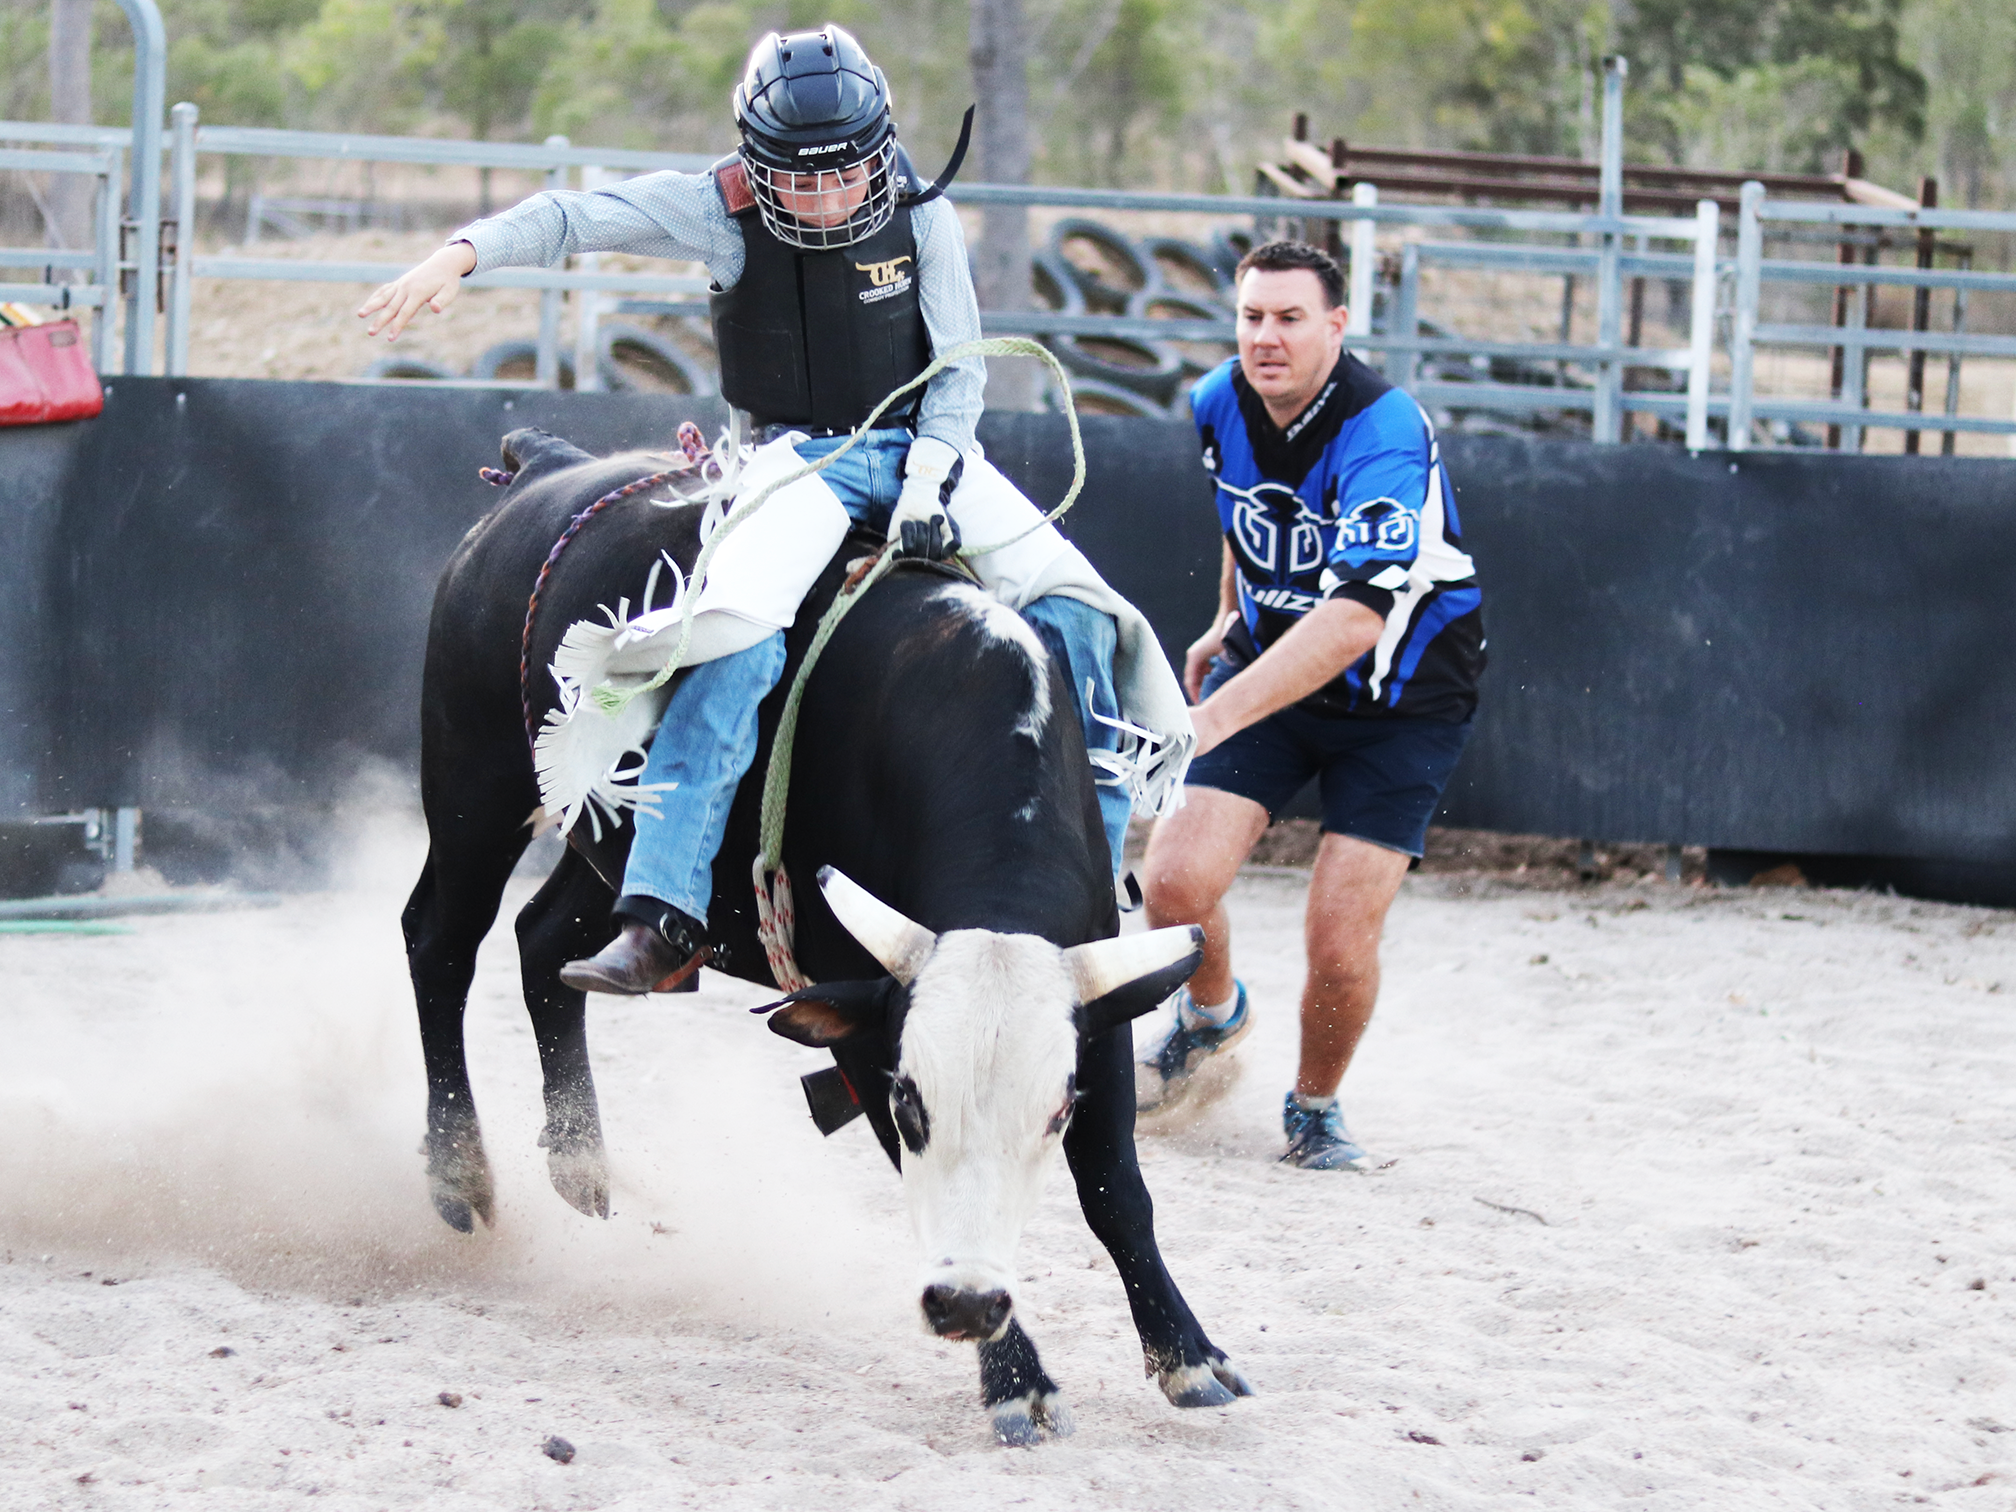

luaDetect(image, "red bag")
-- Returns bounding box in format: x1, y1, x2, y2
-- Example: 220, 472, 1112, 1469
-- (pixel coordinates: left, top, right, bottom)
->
0, 319, 104, 425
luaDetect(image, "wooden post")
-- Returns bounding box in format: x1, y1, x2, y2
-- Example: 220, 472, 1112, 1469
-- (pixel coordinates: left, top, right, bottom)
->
970, 0, 1038, 409
1325, 137, 1347, 258
1827, 147, 1863, 450
48, 0, 94, 255
1903, 177, 1937, 455
1625, 264, 1645, 439
1943, 249, 1968, 457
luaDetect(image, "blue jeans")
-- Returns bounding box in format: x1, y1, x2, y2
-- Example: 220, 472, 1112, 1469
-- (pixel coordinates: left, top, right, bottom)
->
1022, 596, 1132, 873
619, 430, 1129, 921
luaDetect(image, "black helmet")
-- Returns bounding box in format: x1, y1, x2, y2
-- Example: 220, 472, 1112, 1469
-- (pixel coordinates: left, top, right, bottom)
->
734, 26, 900, 250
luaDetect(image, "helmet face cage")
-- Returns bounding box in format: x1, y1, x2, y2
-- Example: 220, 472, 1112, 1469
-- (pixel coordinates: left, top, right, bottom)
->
743, 136, 899, 252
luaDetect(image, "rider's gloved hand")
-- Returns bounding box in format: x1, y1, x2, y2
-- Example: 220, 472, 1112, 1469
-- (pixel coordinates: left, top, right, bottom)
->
889, 436, 965, 561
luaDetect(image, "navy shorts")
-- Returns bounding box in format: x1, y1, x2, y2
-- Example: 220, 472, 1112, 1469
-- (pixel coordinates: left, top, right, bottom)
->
1185, 658, 1474, 857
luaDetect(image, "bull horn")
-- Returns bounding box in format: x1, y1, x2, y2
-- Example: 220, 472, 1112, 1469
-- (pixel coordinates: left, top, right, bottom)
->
1063, 925, 1205, 1007
816, 866, 937, 985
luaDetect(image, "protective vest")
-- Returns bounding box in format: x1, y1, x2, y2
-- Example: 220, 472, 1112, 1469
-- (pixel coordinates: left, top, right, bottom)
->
710, 155, 931, 430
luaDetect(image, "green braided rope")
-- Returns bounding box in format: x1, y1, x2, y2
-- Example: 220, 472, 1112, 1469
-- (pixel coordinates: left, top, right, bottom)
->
754, 548, 900, 876
589, 335, 1083, 721
753, 336, 1089, 875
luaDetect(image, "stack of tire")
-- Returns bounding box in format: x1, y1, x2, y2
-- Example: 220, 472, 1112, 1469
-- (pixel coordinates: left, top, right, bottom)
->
1034, 221, 1248, 420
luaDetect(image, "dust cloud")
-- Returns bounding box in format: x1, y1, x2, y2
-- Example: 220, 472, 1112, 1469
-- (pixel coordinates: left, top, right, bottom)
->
0, 782, 905, 1339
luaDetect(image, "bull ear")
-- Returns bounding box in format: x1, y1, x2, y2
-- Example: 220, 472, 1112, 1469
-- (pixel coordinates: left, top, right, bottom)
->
1067, 925, 1205, 1038
757, 979, 894, 1047
817, 866, 936, 985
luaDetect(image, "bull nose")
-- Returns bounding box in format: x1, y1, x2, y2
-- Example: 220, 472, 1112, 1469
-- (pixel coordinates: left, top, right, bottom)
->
921, 1284, 1013, 1340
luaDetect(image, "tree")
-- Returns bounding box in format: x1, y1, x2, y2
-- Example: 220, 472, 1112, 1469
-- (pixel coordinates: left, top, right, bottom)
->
46, 0, 91, 249
970, 0, 1036, 407
1032, 0, 1189, 185
429, 0, 586, 209
1621, 0, 1927, 166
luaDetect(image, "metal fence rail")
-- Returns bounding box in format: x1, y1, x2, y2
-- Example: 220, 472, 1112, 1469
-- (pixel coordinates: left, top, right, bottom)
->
0, 144, 121, 369
0, 54, 1711, 440
162, 106, 719, 378
1727, 181, 2016, 451
0, 0, 161, 373
140, 59, 1724, 444
194, 123, 715, 175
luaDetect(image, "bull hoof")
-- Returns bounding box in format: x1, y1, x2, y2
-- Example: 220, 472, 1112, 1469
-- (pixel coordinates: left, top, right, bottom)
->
545, 1140, 610, 1219
1158, 1356, 1253, 1408
991, 1388, 1075, 1447
422, 1132, 496, 1233
433, 1192, 477, 1234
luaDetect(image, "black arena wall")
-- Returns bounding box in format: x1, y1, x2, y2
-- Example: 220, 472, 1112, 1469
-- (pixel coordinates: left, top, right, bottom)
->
1, 376, 2012, 878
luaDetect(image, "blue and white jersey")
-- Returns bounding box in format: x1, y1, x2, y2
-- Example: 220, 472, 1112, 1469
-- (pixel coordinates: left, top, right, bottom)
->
1190, 354, 1485, 720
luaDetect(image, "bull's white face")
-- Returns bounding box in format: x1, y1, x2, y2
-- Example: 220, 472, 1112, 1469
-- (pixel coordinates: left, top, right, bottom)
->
780, 868, 1203, 1347
894, 931, 1079, 1340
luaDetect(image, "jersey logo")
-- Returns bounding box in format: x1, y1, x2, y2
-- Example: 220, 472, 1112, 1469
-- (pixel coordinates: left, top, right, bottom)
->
856, 255, 914, 287
1335, 496, 1417, 565
1221, 478, 1326, 576
1247, 584, 1320, 615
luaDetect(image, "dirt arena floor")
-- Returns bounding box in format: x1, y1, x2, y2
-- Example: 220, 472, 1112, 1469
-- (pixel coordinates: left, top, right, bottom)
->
4, 812, 2016, 1509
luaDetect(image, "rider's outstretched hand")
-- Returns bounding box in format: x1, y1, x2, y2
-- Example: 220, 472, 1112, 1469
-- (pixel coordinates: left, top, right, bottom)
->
358, 242, 478, 339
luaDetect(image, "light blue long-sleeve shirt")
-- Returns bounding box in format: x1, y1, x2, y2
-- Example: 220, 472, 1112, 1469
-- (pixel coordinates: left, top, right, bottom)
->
453, 173, 986, 453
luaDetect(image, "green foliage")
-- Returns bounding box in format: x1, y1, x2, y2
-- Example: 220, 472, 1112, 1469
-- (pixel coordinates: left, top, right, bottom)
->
434, 0, 591, 140
1894, 0, 2016, 206
1621, 0, 1927, 167
281, 0, 434, 131
0, 3, 50, 120
1023, 0, 1196, 184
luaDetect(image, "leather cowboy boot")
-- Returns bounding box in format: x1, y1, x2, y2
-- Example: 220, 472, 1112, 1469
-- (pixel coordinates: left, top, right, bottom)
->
559, 898, 711, 995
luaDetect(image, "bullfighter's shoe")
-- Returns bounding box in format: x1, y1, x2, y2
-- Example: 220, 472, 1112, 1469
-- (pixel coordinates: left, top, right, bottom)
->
1280, 1093, 1384, 1172
1134, 982, 1251, 1113
559, 898, 710, 995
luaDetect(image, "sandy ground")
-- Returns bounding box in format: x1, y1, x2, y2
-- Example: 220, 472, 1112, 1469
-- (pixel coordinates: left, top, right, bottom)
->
4, 816, 2016, 1509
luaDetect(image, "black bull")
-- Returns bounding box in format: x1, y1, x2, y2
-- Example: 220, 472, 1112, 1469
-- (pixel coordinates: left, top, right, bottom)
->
402, 428, 1249, 1440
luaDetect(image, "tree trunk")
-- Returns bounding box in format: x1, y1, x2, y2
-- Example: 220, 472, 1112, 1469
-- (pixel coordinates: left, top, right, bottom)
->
969, 0, 1038, 410
47, 0, 93, 254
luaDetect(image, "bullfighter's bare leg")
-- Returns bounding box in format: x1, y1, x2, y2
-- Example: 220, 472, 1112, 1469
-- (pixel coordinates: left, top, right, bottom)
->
1141, 785, 1269, 1005
402, 775, 536, 1233
515, 843, 620, 1217
1064, 1022, 1252, 1408
1296, 832, 1409, 1097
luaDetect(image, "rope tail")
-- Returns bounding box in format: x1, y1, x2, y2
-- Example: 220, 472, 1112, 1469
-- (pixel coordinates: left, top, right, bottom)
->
518, 469, 682, 750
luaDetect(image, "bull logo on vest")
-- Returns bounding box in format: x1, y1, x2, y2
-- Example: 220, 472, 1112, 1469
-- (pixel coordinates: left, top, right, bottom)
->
855, 255, 914, 305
